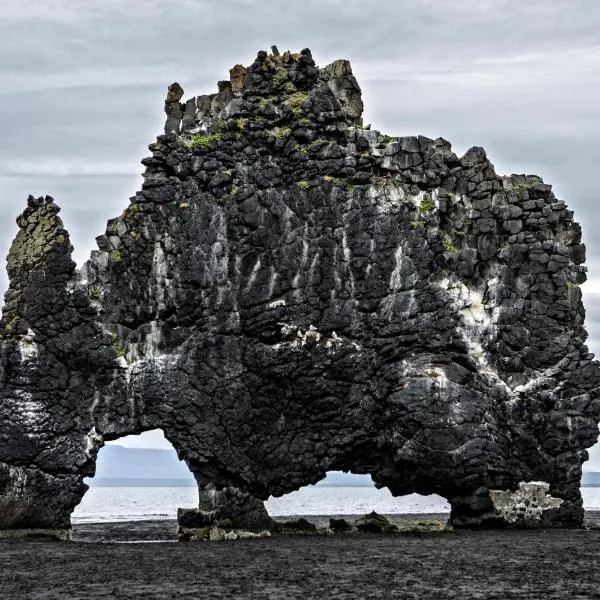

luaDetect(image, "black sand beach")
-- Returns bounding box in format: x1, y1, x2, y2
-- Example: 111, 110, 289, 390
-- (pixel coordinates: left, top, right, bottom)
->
2, 513, 600, 599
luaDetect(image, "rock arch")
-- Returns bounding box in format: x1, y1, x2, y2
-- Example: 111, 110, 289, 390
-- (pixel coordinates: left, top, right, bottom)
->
1, 48, 599, 538
72, 429, 197, 524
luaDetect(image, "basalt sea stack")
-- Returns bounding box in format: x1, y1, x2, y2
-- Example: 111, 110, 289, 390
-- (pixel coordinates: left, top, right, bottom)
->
1, 48, 599, 539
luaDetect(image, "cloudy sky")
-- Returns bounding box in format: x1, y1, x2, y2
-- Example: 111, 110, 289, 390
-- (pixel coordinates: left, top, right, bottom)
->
2, 0, 600, 464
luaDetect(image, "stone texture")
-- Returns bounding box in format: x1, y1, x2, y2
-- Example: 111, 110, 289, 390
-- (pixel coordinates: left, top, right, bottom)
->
1, 48, 600, 536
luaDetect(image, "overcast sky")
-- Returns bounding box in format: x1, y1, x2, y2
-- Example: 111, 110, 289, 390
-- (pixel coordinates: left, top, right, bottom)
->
2, 0, 600, 465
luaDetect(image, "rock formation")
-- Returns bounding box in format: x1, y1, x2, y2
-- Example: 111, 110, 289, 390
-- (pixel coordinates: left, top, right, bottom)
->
1, 48, 599, 538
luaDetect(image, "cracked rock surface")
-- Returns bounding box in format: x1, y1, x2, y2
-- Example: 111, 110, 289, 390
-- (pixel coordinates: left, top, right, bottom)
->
1, 48, 599, 534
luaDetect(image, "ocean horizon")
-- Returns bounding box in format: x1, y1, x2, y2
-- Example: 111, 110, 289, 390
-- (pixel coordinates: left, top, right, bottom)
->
72, 480, 600, 524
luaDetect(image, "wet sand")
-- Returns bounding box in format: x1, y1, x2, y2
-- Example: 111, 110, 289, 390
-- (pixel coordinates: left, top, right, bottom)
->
2, 513, 600, 599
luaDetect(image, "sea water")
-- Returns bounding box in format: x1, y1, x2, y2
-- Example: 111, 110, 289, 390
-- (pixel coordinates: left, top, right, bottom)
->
71, 485, 600, 524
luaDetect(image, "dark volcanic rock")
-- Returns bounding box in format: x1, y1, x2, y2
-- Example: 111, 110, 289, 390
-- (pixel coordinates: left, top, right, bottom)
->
1, 48, 600, 537
274, 518, 320, 535
355, 512, 397, 534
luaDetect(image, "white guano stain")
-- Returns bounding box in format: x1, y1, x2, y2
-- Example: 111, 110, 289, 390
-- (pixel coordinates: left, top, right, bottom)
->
85, 426, 104, 459
267, 299, 286, 309
272, 324, 362, 352
341, 227, 356, 298
435, 275, 508, 392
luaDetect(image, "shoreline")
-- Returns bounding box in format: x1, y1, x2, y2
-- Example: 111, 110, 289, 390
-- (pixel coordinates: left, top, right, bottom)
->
3, 517, 600, 598
70, 510, 600, 543
72, 512, 451, 543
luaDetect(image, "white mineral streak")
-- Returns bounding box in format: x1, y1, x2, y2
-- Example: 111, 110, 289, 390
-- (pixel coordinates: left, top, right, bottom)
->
331, 231, 342, 294
489, 482, 563, 523
513, 372, 567, 396
366, 238, 376, 277
151, 240, 168, 311
292, 226, 310, 295
18, 329, 38, 361
389, 244, 418, 291
244, 257, 261, 293
307, 251, 320, 286
116, 356, 128, 369
89, 391, 100, 418
143, 321, 163, 359
152, 240, 168, 279
267, 265, 278, 299
120, 353, 180, 425
380, 235, 418, 321
123, 321, 177, 364
230, 254, 242, 322
209, 210, 230, 307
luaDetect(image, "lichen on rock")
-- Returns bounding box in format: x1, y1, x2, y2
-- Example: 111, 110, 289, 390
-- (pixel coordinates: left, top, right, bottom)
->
1, 47, 599, 537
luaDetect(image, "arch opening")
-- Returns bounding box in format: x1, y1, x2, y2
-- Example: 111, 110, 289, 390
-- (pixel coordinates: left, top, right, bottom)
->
72, 429, 198, 539
265, 471, 450, 529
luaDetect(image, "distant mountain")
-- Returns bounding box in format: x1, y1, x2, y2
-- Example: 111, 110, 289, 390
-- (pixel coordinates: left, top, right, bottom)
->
90, 447, 600, 489
582, 471, 600, 486
87, 445, 195, 485
89, 477, 196, 487
316, 472, 372, 487
86, 446, 373, 487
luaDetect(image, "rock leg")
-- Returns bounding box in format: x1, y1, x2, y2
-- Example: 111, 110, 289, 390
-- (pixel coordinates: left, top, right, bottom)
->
177, 484, 274, 540
0, 463, 84, 539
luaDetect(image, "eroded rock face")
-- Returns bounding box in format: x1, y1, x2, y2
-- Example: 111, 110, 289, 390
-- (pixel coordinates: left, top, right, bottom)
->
1, 48, 599, 536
